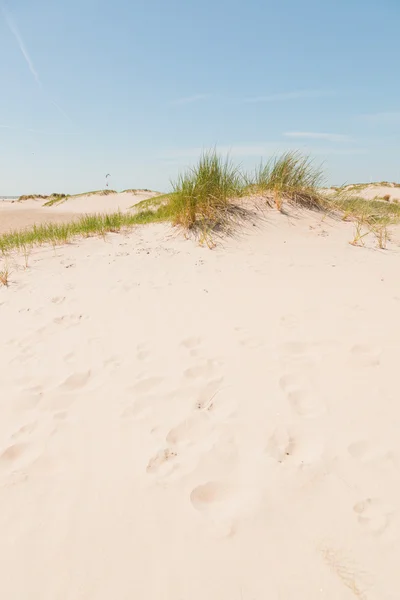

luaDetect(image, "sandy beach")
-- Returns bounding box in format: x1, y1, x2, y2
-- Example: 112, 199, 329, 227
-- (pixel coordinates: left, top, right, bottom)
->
1, 199, 400, 599
0, 191, 159, 234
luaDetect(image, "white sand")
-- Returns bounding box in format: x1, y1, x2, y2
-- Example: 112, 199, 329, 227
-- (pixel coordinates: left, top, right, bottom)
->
0, 191, 159, 234
358, 185, 400, 202
325, 183, 400, 202
1, 208, 400, 599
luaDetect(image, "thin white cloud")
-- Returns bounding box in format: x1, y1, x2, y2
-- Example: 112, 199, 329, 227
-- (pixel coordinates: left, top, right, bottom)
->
284, 131, 352, 143
1, 4, 73, 124
362, 111, 400, 124
241, 90, 334, 104
2, 6, 40, 83
172, 94, 211, 106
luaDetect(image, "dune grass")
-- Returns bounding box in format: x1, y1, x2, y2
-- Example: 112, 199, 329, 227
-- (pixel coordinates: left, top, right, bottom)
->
6, 150, 399, 256
331, 195, 400, 223
327, 195, 400, 250
168, 150, 246, 233
130, 194, 170, 211
43, 194, 69, 207
18, 189, 118, 203
0, 207, 172, 255
72, 189, 118, 198
122, 188, 154, 194
248, 151, 326, 210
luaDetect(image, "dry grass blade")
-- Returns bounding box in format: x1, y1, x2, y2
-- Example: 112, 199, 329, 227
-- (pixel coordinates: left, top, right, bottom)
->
0, 265, 10, 286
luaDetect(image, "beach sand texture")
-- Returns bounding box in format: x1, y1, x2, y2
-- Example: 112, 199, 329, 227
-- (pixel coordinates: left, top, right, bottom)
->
0, 190, 158, 234
1, 207, 400, 599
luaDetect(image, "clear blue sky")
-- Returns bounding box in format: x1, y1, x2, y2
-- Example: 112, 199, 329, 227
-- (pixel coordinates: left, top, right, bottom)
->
1, 0, 399, 195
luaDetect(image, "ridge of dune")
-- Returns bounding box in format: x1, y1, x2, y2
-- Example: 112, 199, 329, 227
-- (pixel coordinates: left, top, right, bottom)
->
0, 190, 160, 234
1, 207, 400, 599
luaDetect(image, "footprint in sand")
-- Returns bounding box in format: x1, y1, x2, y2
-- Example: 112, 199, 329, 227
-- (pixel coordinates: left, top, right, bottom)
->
280, 341, 322, 369
191, 481, 235, 514
181, 337, 202, 351
353, 498, 393, 536
0, 440, 42, 477
11, 422, 37, 439
348, 440, 396, 468
146, 448, 177, 475
131, 376, 164, 395
266, 428, 295, 463
350, 343, 381, 367
166, 414, 210, 446
184, 359, 220, 380
103, 356, 122, 369
121, 395, 159, 420
53, 314, 86, 327
60, 370, 91, 392
136, 343, 151, 361
279, 373, 325, 418
16, 385, 44, 410
239, 336, 264, 349
266, 427, 325, 466
189, 481, 244, 538
194, 377, 225, 412
287, 389, 325, 418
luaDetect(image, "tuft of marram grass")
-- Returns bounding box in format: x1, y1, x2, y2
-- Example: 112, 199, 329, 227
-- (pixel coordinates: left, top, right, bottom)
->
0, 207, 171, 254
249, 150, 326, 209
169, 150, 246, 233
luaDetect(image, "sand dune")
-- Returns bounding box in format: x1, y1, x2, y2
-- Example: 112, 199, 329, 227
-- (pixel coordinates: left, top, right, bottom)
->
0, 190, 159, 234
327, 182, 400, 202
1, 208, 400, 599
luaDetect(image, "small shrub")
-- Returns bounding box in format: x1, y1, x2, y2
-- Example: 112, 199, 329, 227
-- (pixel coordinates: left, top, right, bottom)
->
383, 194, 391, 201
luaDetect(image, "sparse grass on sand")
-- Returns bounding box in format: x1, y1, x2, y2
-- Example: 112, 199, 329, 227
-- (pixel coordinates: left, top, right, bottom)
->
331, 195, 400, 223
19, 190, 118, 204
0, 208, 171, 255
248, 150, 326, 210
5, 151, 400, 256
43, 194, 69, 207
329, 195, 400, 249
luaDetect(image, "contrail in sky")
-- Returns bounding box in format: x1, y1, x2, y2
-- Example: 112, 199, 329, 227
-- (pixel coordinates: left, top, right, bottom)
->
1, 3, 73, 123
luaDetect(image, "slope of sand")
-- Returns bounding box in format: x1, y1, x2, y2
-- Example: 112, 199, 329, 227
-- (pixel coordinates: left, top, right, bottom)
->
356, 184, 400, 202
326, 183, 400, 202
1, 208, 400, 599
0, 190, 159, 234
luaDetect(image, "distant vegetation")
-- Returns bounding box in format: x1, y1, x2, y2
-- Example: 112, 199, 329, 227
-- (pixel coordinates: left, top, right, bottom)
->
18, 189, 158, 203
2, 150, 399, 254
0, 210, 170, 255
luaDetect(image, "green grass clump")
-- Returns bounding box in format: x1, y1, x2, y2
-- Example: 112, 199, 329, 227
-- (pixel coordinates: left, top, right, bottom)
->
249, 150, 326, 210
122, 188, 154, 194
43, 193, 69, 207
72, 189, 117, 198
18, 194, 48, 202
0, 206, 172, 255
331, 196, 400, 223
168, 150, 245, 233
